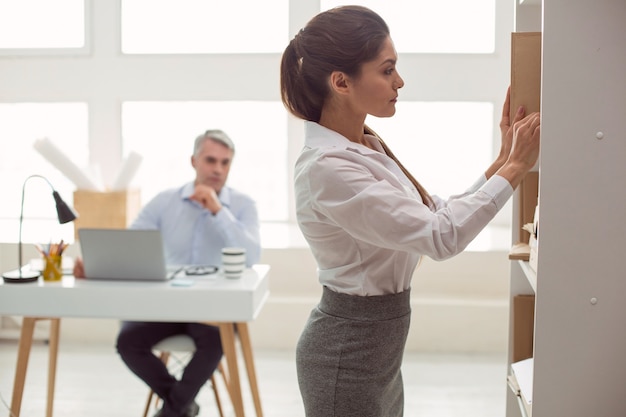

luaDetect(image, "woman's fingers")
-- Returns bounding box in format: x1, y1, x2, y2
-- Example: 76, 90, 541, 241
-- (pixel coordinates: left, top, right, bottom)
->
511, 112, 541, 167
516, 112, 540, 137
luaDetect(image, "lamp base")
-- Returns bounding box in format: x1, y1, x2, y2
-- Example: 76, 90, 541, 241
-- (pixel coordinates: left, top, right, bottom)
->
2, 269, 40, 283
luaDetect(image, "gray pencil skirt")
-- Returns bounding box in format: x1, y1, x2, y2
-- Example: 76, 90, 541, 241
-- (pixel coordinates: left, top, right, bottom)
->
296, 286, 411, 417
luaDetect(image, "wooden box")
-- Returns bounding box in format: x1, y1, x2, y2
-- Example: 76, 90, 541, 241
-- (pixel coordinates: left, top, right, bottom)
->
72, 189, 141, 239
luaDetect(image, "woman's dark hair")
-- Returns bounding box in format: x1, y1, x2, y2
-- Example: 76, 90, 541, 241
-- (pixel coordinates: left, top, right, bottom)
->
280, 5, 434, 208
281, 6, 389, 122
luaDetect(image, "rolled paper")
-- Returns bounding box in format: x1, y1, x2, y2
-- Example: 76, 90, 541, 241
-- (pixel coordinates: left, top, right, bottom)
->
33, 137, 101, 191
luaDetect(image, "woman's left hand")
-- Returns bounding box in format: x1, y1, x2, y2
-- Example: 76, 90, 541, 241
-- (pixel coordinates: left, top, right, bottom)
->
486, 87, 527, 179
499, 87, 527, 163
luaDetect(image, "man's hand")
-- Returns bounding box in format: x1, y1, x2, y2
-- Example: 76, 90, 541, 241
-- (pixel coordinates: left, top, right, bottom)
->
189, 184, 222, 215
73, 257, 85, 278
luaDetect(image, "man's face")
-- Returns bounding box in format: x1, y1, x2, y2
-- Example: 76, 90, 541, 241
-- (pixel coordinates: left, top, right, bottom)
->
191, 139, 233, 193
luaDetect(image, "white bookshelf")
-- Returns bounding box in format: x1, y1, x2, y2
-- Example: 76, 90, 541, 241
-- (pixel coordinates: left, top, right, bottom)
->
506, 1, 626, 416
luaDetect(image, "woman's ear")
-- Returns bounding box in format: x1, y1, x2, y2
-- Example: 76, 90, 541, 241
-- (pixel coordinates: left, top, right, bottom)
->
329, 71, 350, 95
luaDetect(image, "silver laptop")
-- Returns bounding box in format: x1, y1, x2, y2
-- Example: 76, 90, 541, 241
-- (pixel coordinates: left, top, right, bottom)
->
78, 228, 179, 281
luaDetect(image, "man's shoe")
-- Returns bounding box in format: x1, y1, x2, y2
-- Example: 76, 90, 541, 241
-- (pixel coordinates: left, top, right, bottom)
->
152, 403, 178, 417
183, 401, 200, 417
153, 401, 199, 417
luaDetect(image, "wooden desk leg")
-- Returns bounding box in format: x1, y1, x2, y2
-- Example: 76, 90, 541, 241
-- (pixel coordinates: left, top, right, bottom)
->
235, 323, 263, 417
10, 317, 37, 417
46, 318, 60, 417
219, 323, 245, 417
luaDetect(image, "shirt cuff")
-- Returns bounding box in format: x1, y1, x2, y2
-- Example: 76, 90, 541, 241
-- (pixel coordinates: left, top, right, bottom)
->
480, 175, 514, 210
467, 174, 488, 193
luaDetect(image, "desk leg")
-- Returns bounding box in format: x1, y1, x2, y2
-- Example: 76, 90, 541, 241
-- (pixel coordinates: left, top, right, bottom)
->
10, 317, 37, 417
46, 318, 60, 417
235, 323, 263, 417
219, 323, 245, 417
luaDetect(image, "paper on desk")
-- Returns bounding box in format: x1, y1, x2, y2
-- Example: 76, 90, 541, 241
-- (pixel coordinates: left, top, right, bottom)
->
511, 357, 534, 404
33, 137, 101, 191
111, 151, 143, 190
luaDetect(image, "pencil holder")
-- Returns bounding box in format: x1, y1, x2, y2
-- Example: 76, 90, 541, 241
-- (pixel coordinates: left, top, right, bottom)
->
43, 255, 63, 281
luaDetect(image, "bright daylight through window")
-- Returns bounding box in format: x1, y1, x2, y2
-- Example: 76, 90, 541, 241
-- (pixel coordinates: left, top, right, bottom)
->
0, 0, 503, 249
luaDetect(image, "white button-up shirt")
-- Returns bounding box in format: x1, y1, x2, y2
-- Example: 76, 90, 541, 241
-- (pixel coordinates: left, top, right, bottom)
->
295, 121, 513, 296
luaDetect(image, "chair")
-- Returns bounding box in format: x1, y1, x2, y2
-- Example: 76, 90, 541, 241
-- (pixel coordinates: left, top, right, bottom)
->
143, 334, 230, 417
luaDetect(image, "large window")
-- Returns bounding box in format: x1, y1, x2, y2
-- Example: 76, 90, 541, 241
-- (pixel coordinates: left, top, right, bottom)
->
321, 0, 496, 53
0, 0, 512, 249
0, 103, 88, 242
121, 0, 288, 53
0, 0, 86, 52
122, 101, 287, 221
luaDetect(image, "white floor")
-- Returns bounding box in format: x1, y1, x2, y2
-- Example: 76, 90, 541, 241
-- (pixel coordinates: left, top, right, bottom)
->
0, 340, 507, 417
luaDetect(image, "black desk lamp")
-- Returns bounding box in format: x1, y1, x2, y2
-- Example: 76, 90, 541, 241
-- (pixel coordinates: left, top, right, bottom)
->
2, 175, 78, 283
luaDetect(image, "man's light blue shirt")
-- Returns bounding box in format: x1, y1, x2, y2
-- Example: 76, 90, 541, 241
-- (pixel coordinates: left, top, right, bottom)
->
130, 182, 261, 267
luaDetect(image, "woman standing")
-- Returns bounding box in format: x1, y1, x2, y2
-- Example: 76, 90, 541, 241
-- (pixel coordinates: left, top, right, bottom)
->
280, 5, 540, 417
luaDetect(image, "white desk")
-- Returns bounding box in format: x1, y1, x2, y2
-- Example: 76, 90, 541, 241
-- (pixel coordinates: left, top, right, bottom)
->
0, 264, 270, 417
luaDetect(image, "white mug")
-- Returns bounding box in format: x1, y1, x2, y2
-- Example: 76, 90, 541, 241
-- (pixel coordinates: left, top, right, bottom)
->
221, 247, 246, 279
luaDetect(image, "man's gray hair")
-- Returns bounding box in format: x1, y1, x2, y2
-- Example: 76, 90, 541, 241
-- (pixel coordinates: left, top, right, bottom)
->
194, 129, 235, 156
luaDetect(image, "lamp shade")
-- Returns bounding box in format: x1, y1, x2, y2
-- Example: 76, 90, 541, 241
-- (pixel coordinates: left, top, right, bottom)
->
53, 191, 78, 224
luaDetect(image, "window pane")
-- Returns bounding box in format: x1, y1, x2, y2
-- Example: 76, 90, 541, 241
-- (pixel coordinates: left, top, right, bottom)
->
0, 103, 89, 243
321, 0, 495, 53
121, 0, 288, 54
0, 0, 85, 48
365, 102, 494, 200
122, 101, 287, 222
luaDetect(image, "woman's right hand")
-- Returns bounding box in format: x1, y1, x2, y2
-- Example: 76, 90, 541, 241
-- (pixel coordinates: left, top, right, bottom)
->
496, 111, 541, 189
510, 112, 541, 169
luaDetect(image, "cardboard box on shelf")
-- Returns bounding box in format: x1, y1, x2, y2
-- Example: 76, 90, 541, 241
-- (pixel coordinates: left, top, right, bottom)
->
518, 172, 539, 245
72, 189, 141, 239
512, 294, 535, 363
509, 31, 540, 261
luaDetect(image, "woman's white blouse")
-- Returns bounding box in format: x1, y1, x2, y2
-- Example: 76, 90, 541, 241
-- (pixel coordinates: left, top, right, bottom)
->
295, 122, 514, 296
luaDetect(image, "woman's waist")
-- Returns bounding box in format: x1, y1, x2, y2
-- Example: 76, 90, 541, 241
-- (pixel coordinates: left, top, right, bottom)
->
318, 285, 412, 321
316, 255, 418, 296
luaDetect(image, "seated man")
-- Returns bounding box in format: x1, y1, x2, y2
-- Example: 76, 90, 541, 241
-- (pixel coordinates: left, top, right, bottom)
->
75, 129, 261, 417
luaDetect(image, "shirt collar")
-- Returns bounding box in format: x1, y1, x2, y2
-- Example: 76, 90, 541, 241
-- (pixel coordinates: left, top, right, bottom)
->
304, 121, 383, 155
